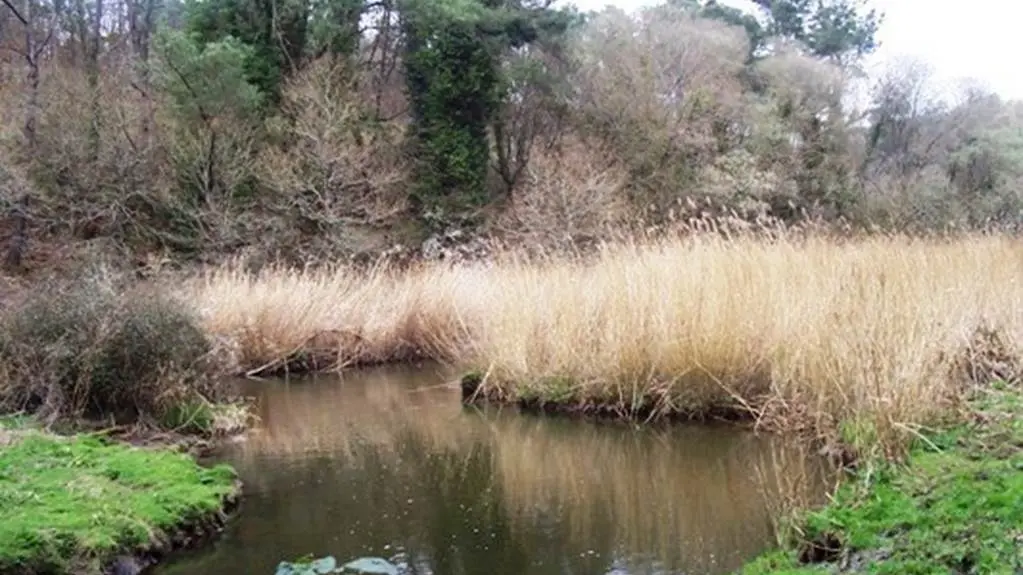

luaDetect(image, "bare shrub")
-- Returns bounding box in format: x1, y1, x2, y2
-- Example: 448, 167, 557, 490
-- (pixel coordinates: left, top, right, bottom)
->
493, 141, 630, 248
257, 56, 409, 229
695, 149, 799, 219
0, 269, 219, 425
10, 63, 214, 256
32, 64, 163, 204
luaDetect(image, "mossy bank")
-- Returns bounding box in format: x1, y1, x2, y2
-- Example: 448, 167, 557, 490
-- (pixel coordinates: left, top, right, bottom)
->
738, 383, 1023, 575
0, 419, 240, 575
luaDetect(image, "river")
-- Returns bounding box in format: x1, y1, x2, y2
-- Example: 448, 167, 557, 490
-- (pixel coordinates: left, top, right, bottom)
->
154, 364, 831, 575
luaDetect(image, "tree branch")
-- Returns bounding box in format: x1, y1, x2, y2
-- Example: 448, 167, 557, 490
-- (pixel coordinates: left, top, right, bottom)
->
0, 0, 27, 26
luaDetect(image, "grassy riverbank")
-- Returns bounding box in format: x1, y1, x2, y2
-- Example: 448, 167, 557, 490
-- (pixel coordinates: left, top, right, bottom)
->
0, 418, 239, 575
739, 383, 1023, 574
0, 272, 249, 574
190, 233, 1023, 454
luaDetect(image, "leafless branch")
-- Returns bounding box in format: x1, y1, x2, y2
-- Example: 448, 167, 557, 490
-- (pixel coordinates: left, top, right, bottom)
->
1, 0, 27, 26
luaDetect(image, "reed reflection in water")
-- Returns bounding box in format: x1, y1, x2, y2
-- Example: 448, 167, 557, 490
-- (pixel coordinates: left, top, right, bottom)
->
157, 364, 832, 575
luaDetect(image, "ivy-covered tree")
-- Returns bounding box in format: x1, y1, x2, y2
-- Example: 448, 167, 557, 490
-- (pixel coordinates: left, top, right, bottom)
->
400, 0, 573, 221
401, 2, 498, 217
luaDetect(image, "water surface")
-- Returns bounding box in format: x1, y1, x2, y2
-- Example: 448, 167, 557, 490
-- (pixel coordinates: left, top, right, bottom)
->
155, 364, 831, 575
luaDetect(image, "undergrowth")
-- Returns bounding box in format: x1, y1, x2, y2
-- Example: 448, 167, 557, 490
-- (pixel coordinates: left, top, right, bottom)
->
0, 269, 226, 428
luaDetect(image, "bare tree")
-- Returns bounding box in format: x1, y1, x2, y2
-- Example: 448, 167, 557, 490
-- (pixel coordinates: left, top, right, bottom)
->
3, 0, 55, 149
87, 0, 102, 155
491, 46, 569, 196
860, 58, 947, 183
128, 0, 156, 144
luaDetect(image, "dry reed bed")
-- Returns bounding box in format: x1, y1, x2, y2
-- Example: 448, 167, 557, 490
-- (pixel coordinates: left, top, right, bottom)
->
186, 234, 1023, 450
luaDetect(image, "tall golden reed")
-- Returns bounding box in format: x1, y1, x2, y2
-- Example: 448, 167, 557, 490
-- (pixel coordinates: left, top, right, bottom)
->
187, 233, 1023, 451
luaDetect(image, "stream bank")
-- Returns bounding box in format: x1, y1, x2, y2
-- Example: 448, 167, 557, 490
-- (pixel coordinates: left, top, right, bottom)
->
738, 382, 1023, 574
0, 417, 241, 575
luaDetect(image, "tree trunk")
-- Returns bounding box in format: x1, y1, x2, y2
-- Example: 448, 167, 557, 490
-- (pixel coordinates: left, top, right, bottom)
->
88, 0, 103, 158
22, 0, 39, 149
129, 0, 155, 145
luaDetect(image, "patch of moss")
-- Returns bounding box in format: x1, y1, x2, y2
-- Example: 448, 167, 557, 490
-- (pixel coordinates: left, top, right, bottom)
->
516, 376, 578, 404
0, 430, 237, 574
739, 386, 1023, 574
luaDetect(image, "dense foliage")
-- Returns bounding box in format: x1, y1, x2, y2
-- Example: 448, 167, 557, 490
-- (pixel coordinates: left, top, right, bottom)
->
0, 0, 1019, 266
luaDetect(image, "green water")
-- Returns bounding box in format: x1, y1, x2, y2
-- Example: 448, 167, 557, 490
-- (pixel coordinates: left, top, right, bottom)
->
154, 364, 831, 575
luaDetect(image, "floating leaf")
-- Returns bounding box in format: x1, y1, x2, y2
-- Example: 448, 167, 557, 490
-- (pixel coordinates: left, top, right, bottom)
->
275, 555, 339, 575
311, 556, 339, 573
341, 557, 400, 575
274, 561, 297, 575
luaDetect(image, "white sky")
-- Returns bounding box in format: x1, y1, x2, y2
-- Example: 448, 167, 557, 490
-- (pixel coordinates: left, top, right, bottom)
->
563, 0, 1023, 101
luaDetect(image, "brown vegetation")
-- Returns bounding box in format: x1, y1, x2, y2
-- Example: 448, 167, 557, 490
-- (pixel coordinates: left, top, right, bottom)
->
0, 269, 229, 427
0, 1, 1020, 274
188, 232, 1023, 455
0, 0, 1019, 459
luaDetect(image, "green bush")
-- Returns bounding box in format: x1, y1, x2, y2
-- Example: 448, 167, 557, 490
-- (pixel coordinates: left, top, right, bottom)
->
0, 272, 218, 424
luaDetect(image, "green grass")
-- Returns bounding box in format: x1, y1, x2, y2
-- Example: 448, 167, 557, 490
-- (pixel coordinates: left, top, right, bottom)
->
0, 425, 238, 574
739, 384, 1023, 575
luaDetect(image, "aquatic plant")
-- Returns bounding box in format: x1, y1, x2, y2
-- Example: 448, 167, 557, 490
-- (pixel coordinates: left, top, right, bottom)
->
275, 555, 400, 575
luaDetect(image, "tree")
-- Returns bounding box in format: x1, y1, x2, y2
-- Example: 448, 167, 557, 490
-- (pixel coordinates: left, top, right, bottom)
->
308, 0, 363, 58
153, 29, 263, 202
399, 0, 572, 222
700, 0, 882, 65
489, 2, 581, 196
2, 0, 57, 149
567, 4, 750, 210
183, 0, 315, 104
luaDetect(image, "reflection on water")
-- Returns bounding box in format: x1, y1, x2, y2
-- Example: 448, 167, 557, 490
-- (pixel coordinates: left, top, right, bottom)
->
155, 364, 832, 575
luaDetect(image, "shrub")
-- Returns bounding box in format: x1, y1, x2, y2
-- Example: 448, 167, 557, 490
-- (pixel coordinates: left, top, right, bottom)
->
0, 271, 218, 425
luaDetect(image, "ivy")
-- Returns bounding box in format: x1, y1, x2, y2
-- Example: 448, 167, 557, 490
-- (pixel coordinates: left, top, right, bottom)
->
401, 0, 573, 221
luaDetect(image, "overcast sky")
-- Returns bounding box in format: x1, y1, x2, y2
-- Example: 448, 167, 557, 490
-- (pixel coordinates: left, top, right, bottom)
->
563, 0, 1023, 101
